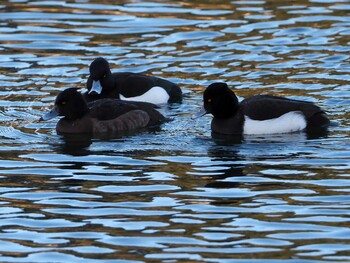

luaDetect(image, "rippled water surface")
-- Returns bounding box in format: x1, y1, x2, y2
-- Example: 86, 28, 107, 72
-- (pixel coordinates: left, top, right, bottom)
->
0, 0, 349, 262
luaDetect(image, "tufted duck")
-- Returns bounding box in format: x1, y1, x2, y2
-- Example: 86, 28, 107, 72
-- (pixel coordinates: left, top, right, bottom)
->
40, 88, 166, 134
195, 82, 330, 135
85, 57, 182, 104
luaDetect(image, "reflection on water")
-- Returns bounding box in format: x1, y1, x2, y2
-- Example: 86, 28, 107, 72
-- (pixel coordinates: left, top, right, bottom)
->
0, 0, 350, 262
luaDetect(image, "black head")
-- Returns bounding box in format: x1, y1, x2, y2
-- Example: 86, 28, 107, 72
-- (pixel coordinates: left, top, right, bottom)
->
55, 88, 89, 120
203, 82, 239, 119
89, 57, 111, 81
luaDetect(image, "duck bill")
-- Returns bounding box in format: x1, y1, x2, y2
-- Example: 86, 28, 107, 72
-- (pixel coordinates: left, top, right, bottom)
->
192, 106, 208, 119
89, 80, 103, 95
39, 107, 59, 121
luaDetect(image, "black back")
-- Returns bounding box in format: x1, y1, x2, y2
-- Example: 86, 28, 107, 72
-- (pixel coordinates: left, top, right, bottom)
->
241, 95, 325, 120
88, 99, 166, 126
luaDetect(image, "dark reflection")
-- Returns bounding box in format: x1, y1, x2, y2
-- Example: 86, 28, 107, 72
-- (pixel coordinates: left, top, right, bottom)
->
56, 133, 93, 156
204, 134, 245, 189
53, 125, 164, 156
210, 132, 244, 145
203, 127, 329, 191
205, 165, 245, 189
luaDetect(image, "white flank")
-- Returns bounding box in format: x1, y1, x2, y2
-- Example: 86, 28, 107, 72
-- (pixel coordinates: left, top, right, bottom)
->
120, 86, 170, 105
243, 111, 307, 135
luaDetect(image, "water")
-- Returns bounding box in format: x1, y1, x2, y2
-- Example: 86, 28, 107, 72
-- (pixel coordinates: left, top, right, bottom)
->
0, 0, 349, 262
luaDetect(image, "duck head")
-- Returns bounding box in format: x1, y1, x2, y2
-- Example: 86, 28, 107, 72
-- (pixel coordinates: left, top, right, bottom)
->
194, 82, 239, 119
88, 57, 113, 95
40, 88, 89, 121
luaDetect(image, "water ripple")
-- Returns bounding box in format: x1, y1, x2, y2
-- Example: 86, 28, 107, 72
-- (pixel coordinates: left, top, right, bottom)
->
0, 0, 349, 262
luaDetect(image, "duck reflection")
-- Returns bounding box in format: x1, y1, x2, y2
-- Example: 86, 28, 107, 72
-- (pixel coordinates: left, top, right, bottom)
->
204, 134, 244, 189
203, 126, 330, 191
57, 133, 93, 156
53, 125, 164, 156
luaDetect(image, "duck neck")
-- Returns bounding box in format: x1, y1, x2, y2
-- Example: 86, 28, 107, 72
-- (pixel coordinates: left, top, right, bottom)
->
214, 96, 239, 119
75, 106, 89, 120
65, 102, 89, 120
212, 112, 244, 134
101, 70, 116, 94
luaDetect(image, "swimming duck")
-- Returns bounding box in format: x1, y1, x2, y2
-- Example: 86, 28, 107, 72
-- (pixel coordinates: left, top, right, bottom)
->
85, 57, 182, 104
40, 88, 166, 134
195, 82, 330, 135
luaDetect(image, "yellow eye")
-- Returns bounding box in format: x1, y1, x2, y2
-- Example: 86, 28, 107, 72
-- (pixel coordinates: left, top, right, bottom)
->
61, 101, 66, 105
207, 99, 212, 103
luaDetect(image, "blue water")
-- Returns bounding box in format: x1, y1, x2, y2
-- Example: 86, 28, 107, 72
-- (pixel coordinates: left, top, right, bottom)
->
0, 0, 349, 262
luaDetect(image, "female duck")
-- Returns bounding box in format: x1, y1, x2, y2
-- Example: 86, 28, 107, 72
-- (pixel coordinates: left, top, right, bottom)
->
195, 82, 330, 135
85, 57, 182, 104
40, 88, 166, 134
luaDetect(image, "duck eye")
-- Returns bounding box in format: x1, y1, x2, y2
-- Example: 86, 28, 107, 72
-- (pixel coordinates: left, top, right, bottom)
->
103, 74, 107, 78
207, 99, 212, 103
61, 101, 66, 105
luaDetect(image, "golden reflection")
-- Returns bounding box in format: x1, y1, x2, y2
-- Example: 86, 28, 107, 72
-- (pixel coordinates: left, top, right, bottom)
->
0, 0, 349, 262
